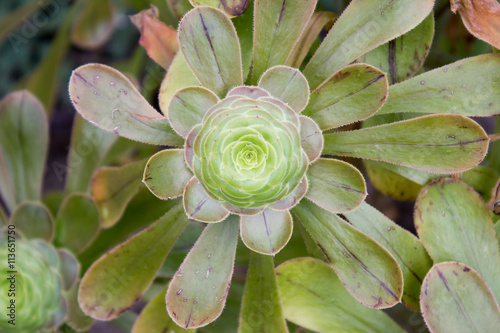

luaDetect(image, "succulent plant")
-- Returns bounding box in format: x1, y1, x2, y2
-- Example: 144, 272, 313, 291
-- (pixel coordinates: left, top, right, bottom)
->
68, 0, 497, 330
0, 235, 69, 332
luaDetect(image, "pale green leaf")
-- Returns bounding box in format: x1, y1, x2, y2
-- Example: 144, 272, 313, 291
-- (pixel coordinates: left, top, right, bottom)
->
240, 208, 293, 255
299, 116, 323, 163
304, 0, 434, 90
57, 249, 80, 291
167, 0, 193, 20
189, 0, 250, 17
286, 11, 337, 69
10, 202, 53, 242
302, 64, 388, 130
344, 202, 433, 311
293, 200, 403, 308
421, 262, 500, 333
415, 179, 500, 303
79, 201, 189, 320
252, 0, 317, 83
183, 177, 230, 223
0, 91, 47, 211
166, 217, 239, 328
379, 54, 500, 116
495, 221, 500, 249
71, 0, 115, 49
306, 158, 366, 213
144, 149, 193, 200
64, 114, 117, 194
462, 165, 499, 202
276, 258, 405, 333
54, 193, 100, 254
232, 1, 254, 81
69, 64, 183, 146
178, 7, 242, 97
91, 160, 147, 228
132, 286, 195, 333
168, 87, 219, 137
358, 14, 434, 84
323, 114, 489, 173
258, 66, 309, 112
159, 53, 200, 115
239, 253, 288, 333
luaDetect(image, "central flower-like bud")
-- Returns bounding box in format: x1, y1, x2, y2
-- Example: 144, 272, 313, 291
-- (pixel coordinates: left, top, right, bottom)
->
192, 87, 308, 210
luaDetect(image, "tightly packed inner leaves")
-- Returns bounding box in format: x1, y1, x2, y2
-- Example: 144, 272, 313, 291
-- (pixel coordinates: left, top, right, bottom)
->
67, 0, 497, 330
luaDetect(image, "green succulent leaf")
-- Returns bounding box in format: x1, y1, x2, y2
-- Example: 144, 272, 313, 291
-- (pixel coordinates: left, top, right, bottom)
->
178, 7, 243, 97
57, 249, 80, 291
69, 63, 183, 146
78, 201, 189, 321
299, 116, 323, 163
168, 87, 219, 137
304, 0, 434, 90
462, 165, 499, 202
323, 114, 489, 173
189, 0, 250, 17
496, 221, 500, 249
276, 258, 405, 333
159, 53, 200, 114
293, 200, 403, 309
232, 1, 254, 81
358, 13, 434, 85
239, 253, 288, 333
183, 177, 230, 222
302, 64, 388, 130
64, 113, 117, 194
64, 281, 95, 332
379, 54, 500, 116
132, 286, 195, 333
144, 149, 193, 200
252, 0, 317, 83
166, 216, 239, 329
415, 179, 500, 304
71, 0, 115, 49
91, 159, 147, 228
344, 202, 433, 311
305, 158, 367, 214
240, 208, 293, 255
54, 193, 100, 254
10, 202, 54, 242
421, 262, 500, 333
0, 91, 48, 211
258, 65, 310, 113
0, 238, 66, 332
286, 11, 337, 69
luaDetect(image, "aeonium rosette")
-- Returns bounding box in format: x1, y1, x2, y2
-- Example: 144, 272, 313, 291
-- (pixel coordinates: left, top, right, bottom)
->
69, 1, 491, 329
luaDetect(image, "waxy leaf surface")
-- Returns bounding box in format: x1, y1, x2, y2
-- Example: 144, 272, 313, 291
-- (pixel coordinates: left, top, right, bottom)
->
69, 64, 183, 146
359, 14, 434, 84
304, 0, 434, 89
306, 158, 366, 214
0, 91, 47, 211
293, 200, 403, 309
166, 217, 239, 328
302, 64, 388, 130
239, 253, 287, 333
276, 258, 405, 333
79, 202, 189, 320
323, 114, 489, 173
178, 7, 242, 97
421, 262, 500, 333
54, 194, 99, 254
379, 54, 500, 116
415, 179, 500, 303
252, 0, 317, 83
10, 202, 53, 242
344, 202, 433, 311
